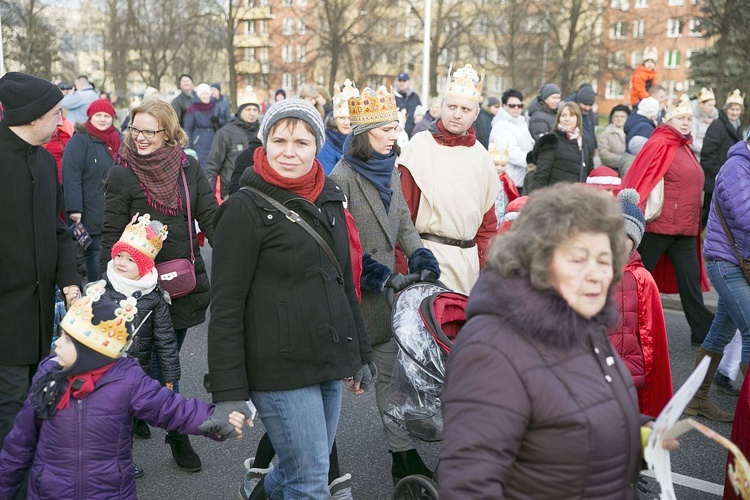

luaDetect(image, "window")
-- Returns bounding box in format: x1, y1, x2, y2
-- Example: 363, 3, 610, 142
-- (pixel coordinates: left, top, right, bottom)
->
609, 22, 626, 39
686, 49, 701, 68
607, 51, 626, 69
632, 20, 645, 39
668, 0, 684, 4
259, 20, 268, 34
664, 50, 680, 68
491, 76, 503, 94
605, 81, 624, 99
298, 0, 307, 5
297, 45, 306, 62
298, 18, 306, 34
634, 0, 647, 6
296, 74, 304, 89
689, 18, 703, 36
259, 47, 269, 62
282, 18, 294, 35
282, 0, 292, 6
631, 50, 644, 68
245, 20, 255, 34
667, 18, 683, 37
478, 47, 487, 65
610, 0, 629, 10
282, 73, 293, 89
258, 0, 268, 6
244, 48, 256, 61
282, 45, 293, 62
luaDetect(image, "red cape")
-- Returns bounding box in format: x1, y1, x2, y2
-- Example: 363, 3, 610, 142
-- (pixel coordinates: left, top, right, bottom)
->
725, 376, 750, 499
621, 125, 710, 293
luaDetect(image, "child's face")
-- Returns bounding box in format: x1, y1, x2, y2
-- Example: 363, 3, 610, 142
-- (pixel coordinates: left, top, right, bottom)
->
54, 331, 78, 368
113, 251, 141, 280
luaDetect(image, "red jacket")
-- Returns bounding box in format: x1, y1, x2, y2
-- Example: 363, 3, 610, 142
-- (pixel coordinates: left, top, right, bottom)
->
610, 251, 673, 418
630, 65, 657, 106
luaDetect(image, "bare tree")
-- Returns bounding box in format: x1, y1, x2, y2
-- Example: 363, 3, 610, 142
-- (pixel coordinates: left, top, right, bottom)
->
97, 0, 134, 98
1, 0, 59, 78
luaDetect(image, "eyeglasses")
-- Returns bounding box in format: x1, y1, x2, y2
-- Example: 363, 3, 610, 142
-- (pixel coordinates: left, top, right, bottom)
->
128, 126, 164, 139
506, 103, 524, 109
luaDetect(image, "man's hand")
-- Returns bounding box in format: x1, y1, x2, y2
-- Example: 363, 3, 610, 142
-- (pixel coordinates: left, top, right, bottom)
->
62, 286, 81, 307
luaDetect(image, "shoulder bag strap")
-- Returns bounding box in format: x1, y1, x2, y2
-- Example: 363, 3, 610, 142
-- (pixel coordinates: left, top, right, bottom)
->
713, 195, 743, 264
180, 167, 195, 264
240, 186, 344, 284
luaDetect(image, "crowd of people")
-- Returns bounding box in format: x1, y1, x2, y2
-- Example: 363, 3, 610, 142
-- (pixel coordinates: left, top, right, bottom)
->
0, 55, 749, 499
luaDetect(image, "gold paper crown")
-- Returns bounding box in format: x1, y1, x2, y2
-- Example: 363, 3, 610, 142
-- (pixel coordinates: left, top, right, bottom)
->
698, 87, 716, 103
348, 86, 398, 125
117, 213, 168, 261
444, 64, 484, 102
664, 94, 693, 122
726, 89, 745, 107
237, 86, 260, 108
643, 47, 658, 62
62, 281, 139, 358
488, 142, 509, 166
332, 79, 360, 118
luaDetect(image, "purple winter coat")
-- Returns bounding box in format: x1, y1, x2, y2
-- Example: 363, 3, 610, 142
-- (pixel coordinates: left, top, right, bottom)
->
704, 141, 750, 264
0, 356, 215, 500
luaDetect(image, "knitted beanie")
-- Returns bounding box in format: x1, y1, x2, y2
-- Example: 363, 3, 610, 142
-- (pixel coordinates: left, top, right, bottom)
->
195, 83, 212, 98
0, 72, 64, 126
111, 241, 155, 277
540, 83, 562, 101
576, 85, 596, 106
637, 97, 660, 118
618, 188, 646, 249
87, 98, 116, 120
259, 99, 326, 154
211, 82, 221, 92
586, 166, 621, 191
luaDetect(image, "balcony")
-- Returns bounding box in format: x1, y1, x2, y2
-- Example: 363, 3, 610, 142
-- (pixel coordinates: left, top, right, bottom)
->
236, 60, 272, 75
235, 7, 272, 20
234, 34, 272, 48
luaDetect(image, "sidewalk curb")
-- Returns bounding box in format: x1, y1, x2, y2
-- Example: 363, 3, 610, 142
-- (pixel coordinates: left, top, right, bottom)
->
661, 294, 718, 314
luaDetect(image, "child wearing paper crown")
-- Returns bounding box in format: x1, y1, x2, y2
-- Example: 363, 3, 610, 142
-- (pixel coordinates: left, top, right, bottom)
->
0, 283, 251, 500
100, 213, 180, 474
609, 188, 673, 418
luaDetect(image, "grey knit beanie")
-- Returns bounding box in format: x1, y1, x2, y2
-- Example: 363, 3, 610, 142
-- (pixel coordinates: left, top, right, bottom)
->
0, 72, 64, 126
618, 188, 646, 250
540, 83, 561, 102
259, 99, 325, 154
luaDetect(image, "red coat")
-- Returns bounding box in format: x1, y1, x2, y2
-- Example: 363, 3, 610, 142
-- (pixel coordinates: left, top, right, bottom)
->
610, 251, 673, 417
630, 64, 657, 106
726, 377, 750, 499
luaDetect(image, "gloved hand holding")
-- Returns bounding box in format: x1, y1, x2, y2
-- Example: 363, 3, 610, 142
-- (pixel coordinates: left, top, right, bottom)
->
346, 362, 378, 395
385, 273, 410, 293
361, 253, 392, 295
419, 269, 437, 282
198, 400, 255, 439
408, 248, 441, 280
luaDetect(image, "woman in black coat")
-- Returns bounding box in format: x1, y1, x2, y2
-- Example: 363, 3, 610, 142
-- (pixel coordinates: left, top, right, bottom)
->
99, 99, 217, 472
527, 102, 593, 193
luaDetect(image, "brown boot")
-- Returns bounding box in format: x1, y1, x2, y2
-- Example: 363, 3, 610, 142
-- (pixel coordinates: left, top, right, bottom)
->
684, 347, 734, 422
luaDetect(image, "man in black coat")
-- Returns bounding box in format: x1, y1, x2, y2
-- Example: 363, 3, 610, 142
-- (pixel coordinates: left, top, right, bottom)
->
0, 72, 81, 448
395, 73, 422, 138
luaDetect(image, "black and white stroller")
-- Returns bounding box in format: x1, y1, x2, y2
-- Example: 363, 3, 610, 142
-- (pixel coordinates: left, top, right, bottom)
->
385, 278, 468, 500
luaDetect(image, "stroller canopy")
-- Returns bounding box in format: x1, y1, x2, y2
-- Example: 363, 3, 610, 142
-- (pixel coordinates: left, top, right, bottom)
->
419, 291, 468, 355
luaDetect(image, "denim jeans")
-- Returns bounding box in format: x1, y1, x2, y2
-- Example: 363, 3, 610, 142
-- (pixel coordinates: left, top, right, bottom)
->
702, 260, 750, 364
150, 327, 187, 393
251, 380, 342, 500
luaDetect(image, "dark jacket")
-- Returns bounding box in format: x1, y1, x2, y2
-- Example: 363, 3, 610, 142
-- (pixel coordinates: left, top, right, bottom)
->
99, 155, 217, 330
439, 269, 641, 499
211, 96, 232, 128
62, 123, 117, 235
101, 275, 180, 383
0, 122, 80, 365
472, 108, 493, 149
204, 171, 371, 399
413, 113, 437, 136
0, 356, 215, 499
526, 130, 593, 193
704, 141, 750, 264
227, 137, 264, 195
565, 86, 598, 153
395, 89, 421, 137
171, 91, 196, 127
204, 117, 260, 198
700, 110, 743, 194
624, 112, 656, 154
527, 98, 557, 139
184, 105, 218, 166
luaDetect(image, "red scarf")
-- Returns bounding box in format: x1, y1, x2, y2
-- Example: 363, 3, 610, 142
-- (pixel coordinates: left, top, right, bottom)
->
85, 121, 122, 159
252, 146, 325, 203
56, 363, 115, 412
430, 119, 477, 148
501, 173, 520, 202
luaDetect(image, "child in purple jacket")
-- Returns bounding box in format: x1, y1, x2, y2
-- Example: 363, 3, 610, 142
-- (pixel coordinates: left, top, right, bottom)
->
0, 283, 250, 500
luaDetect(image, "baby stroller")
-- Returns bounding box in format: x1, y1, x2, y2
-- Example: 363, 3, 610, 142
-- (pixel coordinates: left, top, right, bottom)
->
385, 276, 468, 500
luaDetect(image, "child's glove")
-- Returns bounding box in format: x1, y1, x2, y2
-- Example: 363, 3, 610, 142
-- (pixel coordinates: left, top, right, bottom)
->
199, 400, 255, 438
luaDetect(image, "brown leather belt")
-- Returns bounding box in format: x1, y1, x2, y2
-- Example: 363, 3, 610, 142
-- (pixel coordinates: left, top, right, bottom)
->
419, 233, 476, 249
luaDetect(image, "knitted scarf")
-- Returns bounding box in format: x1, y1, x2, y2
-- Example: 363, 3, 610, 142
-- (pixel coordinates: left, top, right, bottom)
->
116, 139, 185, 216
559, 124, 583, 149
186, 101, 215, 115
85, 121, 122, 159
342, 133, 394, 211
429, 119, 477, 147
253, 146, 325, 203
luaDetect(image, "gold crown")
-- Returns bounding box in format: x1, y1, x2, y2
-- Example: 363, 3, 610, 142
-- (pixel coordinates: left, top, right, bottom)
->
698, 87, 716, 103
62, 281, 139, 358
348, 86, 398, 125
488, 142, 509, 166
237, 86, 260, 108
726, 89, 745, 107
117, 213, 168, 261
332, 79, 359, 118
664, 94, 693, 122
444, 64, 484, 102
643, 47, 658, 62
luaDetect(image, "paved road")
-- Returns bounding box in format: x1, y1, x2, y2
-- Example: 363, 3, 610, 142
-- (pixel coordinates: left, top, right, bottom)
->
134, 245, 738, 499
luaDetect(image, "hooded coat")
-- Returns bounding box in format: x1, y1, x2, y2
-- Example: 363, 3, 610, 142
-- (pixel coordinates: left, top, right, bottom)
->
438, 269, 642, 499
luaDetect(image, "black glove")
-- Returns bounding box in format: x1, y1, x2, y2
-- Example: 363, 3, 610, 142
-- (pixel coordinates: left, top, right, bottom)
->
211, 115, 220, 125
353, 362, 378, 392
419, 269, 437, 282
384, 273, 410, 293
198, 400, 254, 438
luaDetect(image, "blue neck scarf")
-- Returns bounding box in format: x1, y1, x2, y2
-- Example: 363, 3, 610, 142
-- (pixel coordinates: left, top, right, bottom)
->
325, 128, 348, 154
343, 134, 394, 212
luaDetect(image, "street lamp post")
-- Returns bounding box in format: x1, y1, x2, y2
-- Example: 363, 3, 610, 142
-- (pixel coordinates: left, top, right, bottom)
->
421, 0, 431, 100
0, 10, 5, 76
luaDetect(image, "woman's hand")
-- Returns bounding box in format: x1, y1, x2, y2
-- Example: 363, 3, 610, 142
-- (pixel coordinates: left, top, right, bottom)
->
644, 422, 680, 451
69, 213, 82, 223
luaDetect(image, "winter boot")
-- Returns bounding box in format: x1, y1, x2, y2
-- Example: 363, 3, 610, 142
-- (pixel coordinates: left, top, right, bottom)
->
684, 347, 734, 422
328, 473, 354, 500
165, 431, 201, 472
713, 372, 740, 396
239, 457, 274, 500
245, 477, 269, 500
391, 449, 433, 485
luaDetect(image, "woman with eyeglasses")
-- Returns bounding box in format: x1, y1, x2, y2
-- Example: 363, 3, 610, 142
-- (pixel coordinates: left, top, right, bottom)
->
99, 100, 218, 472
489, 89, 534, 192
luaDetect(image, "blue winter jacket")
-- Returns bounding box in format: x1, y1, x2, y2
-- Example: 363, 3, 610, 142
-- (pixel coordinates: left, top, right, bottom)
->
184, 104, 218, 166
704, 141, 750, 264
624, 113, 656, 154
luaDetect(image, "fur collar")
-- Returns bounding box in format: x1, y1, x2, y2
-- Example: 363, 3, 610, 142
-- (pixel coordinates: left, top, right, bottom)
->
467, 268, 619, 350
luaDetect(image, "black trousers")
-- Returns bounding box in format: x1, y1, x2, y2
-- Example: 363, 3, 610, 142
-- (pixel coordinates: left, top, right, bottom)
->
0, 364, 36, 451
639, 232, 715, 342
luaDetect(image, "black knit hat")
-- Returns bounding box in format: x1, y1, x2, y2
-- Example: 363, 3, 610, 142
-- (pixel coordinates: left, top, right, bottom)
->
609, 104, 631, 122
0, 72, 64, 126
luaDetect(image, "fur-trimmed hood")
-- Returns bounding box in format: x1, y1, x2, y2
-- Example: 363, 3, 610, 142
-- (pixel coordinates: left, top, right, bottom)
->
466, 268, 619, 350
